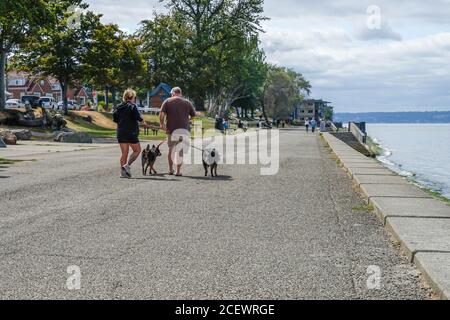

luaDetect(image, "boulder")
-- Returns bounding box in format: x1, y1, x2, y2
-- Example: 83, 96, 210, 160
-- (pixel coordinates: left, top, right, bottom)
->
54, 131, 92, 144
0, 131, 17, 145
11, 129, 32, 141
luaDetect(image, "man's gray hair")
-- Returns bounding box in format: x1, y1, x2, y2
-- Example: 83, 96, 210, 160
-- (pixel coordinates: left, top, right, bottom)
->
171, 87, 182, 95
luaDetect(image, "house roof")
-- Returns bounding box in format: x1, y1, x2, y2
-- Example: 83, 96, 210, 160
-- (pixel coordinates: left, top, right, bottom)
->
149, 83, 172, 97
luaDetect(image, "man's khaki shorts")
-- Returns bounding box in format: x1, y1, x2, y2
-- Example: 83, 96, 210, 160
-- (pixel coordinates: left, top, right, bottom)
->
167, 134, 185, 158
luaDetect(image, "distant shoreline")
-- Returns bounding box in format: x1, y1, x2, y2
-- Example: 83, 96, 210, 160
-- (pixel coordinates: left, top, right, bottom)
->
335, 111, 450, 124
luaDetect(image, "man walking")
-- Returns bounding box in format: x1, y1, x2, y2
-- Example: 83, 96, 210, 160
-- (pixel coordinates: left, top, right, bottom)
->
160, 87, 196, 176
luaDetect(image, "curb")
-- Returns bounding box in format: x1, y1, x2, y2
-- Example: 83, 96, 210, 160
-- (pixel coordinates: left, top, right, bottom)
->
322, 132, 450, 300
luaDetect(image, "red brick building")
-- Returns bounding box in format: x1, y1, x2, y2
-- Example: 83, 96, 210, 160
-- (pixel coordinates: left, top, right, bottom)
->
7, 71, 89, 106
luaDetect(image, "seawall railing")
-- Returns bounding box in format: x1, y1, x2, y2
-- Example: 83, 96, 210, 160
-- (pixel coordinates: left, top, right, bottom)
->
349, 122, 367, 144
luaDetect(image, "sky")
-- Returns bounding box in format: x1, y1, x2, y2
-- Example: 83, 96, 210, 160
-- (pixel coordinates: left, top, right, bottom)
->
84, 0, 450, 113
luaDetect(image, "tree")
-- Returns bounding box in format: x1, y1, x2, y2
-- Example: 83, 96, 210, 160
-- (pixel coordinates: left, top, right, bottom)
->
261, 66, 311, 124
116, 36, 146, 94
161, 0, 267, 108
0, 0, 49, 110
206, 35, 267, 117
12, 1, 101, 114
83, 23, 122, 110
138, 13, 191, 91
85, 23, 145, 108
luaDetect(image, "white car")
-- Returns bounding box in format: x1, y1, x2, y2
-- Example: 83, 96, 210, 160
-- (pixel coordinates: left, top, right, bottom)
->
57, 100, 80, 110
39, 97, 58, 109
139, 106, 160, 114
5, 99, 22, 109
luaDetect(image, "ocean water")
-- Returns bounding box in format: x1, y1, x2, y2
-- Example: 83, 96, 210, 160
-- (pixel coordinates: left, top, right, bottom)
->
367, 124, 450, 199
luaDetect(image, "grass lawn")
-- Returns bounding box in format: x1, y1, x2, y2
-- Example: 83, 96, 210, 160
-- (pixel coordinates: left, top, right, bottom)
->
0, 158, 23, 165
65, 111, 219, 140
3, 110, 235, 140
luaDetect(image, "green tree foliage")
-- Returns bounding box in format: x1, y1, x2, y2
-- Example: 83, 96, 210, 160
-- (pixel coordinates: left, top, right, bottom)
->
84, 24, 145, 107
261, 66, 311, 122
0, 0, 50, 110
139, 0, 267, 108
12, 1, 101, 114
137, 13, 191, 91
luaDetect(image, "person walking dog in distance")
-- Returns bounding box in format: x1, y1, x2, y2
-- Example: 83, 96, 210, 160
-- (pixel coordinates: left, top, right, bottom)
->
160, 87, 196, 176
113, 88, 148, 178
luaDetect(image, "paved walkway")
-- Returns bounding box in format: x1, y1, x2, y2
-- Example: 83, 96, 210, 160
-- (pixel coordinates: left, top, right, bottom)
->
0, 130, 431, 299
324, 132, 450, 299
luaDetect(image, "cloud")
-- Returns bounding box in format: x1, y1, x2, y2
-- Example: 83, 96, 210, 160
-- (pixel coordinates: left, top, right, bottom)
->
262, 26, 450, 111
354, 19, 402, 41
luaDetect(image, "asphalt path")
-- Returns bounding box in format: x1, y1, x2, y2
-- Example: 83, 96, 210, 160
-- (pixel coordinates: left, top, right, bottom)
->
0, 129, 431, 299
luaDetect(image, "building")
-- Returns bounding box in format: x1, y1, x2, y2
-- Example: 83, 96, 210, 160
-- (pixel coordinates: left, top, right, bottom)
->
148, 83, 172, 109
7, 71, 89, 106
293, 99, 333, 123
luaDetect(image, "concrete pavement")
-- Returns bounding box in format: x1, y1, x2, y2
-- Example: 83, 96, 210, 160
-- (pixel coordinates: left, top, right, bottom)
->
0, 130, 432, 299
323, 132, 450, 300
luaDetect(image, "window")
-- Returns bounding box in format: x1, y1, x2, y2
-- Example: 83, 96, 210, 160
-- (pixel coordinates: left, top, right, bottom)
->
308, 110, 313, 114
40, 80, 45, 86
9, 79, 25, 86
34, 92, 40, 96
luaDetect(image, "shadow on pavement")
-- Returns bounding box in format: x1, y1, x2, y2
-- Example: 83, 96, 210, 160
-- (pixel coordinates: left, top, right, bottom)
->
182, 175, 233, 181
132, 177, 181, 182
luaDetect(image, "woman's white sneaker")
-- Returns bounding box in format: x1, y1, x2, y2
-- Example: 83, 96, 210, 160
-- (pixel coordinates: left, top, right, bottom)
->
123, 165, 132, 178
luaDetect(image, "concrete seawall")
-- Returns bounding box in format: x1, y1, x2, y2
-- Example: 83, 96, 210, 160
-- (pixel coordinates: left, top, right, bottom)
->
322, 132, 450, 300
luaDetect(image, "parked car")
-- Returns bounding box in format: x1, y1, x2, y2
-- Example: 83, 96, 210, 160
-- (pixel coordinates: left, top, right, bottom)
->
38, 97, 58, 109
57, 100, 80, 110
138, 105, 158, 114
5, 99, 22, 109
20, 95, 41, 108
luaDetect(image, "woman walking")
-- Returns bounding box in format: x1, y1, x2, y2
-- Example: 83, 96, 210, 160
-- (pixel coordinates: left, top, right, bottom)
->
113, 88, 148, 178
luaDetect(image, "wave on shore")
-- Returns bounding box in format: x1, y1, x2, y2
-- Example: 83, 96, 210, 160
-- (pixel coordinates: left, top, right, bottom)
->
374, 141, 449, 200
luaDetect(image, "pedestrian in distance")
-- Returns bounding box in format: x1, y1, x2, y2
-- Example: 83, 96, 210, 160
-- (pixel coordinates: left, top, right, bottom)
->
305, 118, 310, 133
113, 88, 149, 178
310, 118, 317, 133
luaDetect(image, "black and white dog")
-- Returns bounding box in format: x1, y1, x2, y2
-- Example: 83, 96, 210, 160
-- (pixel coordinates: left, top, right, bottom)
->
202, 148, 220, 177
142, 143, 162, 175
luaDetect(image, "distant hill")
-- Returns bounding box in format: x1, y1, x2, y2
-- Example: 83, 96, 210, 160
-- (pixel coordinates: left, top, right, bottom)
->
335, 111, 450, 124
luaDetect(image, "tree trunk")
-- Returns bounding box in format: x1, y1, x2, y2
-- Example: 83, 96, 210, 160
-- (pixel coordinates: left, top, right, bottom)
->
111, 87, 117, 107
0, 50, 6, 111
261, 100, 270, 126
105, 87, 109, 111
251, 108, 254, 119
61, 81, 69, 115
